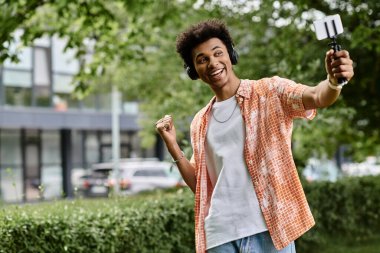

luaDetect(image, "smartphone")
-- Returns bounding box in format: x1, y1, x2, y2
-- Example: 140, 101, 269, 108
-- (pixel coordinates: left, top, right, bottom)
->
313, 14, 344, 40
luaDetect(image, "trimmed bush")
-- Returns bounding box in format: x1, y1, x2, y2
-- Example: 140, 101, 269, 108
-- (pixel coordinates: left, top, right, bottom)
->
0, 189, 195, 253
297, 175, 380, 252
0, 175, 379, 252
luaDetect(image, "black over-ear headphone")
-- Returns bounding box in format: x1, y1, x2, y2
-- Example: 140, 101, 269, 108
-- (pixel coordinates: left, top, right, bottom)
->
185, 45, 239, 80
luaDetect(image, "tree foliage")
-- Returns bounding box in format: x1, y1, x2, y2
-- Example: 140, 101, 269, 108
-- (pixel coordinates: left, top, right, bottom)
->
1, 0, 379, 162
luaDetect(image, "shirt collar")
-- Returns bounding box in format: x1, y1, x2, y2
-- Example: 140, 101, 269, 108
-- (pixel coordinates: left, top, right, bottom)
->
236, 79, 252, 99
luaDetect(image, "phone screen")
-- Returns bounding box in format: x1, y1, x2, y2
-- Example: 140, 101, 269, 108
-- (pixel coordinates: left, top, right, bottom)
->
313, 14, 343, 40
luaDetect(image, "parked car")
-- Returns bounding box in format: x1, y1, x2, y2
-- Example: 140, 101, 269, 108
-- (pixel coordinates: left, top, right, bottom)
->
78, 165, 113, 197
341, 156, 380, 177
71, 168, 89, 193
81, 158, 186, 197
108, 160, 186, 195
302, 158, 342, 182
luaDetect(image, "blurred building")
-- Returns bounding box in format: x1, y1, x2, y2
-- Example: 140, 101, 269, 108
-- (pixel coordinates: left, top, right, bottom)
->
0, 34, 162, 203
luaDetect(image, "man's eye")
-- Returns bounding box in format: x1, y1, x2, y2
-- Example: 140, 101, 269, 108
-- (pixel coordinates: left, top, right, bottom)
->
215, 51, 223, 56
199, 57, 207, 63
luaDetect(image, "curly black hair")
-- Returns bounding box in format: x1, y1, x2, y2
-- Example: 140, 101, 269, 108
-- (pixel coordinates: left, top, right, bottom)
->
176, 19, 235, 71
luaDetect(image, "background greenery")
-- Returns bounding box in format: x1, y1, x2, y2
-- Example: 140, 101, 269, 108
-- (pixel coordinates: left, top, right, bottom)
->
1, 2, 379, 252
1, 175, 380, 252
1, 0, 379, 163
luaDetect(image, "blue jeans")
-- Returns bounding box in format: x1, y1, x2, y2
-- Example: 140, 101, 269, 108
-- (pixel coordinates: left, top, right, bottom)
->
207, 231, 296, 253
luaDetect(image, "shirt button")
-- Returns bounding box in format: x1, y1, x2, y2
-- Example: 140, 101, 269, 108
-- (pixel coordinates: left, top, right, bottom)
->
249, 160, 253, 165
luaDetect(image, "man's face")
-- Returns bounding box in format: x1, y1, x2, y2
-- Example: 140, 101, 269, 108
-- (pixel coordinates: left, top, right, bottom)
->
192, 38, 233, 89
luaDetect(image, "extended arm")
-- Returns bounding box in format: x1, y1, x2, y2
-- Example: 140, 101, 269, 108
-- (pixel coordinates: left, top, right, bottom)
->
303, 49, 354, 110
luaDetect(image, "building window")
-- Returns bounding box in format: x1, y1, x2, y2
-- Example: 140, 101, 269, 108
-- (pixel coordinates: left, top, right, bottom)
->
123, 101, 139, 114
97, 93, 111, 112
52, 36, 79, 110
5, 86, 32, 106
85, 131, 100, 167
81, 95, 97, 111
41, 130, 62, 199
0, 129, 23, 202
2, 46, 33, 107
3, 69, 32, 87
34, 47, 51, 107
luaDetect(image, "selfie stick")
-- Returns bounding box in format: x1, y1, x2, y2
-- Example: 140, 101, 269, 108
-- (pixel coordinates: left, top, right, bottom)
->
323, 19, 348, 86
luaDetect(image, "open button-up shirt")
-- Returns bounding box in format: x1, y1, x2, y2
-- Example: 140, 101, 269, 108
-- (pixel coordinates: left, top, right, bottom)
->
190, 77, 316, 252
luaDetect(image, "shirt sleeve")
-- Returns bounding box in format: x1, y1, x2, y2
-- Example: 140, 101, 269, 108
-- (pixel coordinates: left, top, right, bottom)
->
270, 76, 316, 120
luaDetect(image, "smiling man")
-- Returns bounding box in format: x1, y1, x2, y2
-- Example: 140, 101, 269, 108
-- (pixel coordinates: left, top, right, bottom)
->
191, 37, 241, 100
155, 19, 354, 253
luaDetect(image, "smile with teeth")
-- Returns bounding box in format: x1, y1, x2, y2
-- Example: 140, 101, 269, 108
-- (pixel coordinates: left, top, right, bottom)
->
210, 68, 224, 77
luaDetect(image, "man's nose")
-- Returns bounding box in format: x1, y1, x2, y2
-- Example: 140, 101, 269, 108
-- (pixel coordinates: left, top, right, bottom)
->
208, 57, 219, 69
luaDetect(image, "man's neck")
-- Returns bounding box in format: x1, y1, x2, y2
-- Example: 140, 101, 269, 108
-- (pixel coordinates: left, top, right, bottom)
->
214, 77, 241, 102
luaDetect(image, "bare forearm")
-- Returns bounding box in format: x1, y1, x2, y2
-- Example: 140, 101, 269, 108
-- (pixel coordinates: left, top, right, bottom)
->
314, 78, 341, 108
165, 142, 197, 193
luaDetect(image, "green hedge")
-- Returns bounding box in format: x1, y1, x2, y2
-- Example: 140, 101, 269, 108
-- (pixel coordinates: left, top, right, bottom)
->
0, 189, 195, 253
0, 176, 379, 252
297, 175, 380, 252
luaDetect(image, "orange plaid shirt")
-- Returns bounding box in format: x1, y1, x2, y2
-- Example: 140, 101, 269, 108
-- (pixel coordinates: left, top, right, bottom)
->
190, 76, 316, 252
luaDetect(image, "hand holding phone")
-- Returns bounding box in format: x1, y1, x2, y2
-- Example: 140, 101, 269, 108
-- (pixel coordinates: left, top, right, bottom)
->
313, 14, 348, 86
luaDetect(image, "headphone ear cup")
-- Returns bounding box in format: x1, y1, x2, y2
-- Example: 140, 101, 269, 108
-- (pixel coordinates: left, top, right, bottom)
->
185, 65, 199, 80
230, 48, 239, 65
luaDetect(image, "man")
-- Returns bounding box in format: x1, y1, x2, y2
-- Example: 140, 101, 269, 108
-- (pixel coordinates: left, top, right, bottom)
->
155, 19, 354, 253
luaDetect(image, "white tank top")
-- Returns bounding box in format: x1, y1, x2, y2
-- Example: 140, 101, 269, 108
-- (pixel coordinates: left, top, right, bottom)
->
205, 95, 267, 249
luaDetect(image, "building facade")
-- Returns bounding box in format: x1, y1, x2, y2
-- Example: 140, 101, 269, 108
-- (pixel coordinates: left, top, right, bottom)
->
0, 34, 162, 203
